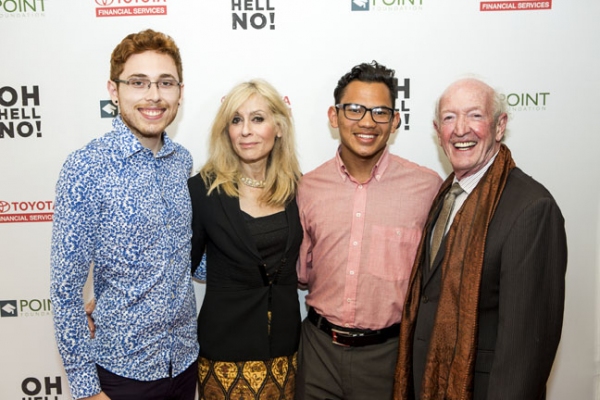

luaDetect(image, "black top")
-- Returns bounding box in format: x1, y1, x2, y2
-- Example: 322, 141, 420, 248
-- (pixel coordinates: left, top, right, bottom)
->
188, 175, 303, 361
243, 210, 287, 279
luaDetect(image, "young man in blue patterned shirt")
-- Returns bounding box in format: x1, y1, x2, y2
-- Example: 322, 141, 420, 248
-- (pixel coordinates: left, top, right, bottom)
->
50, 29, 198, 400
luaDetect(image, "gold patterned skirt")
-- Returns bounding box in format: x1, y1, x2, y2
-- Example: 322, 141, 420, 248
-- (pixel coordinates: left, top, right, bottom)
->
197, 353, 297, 400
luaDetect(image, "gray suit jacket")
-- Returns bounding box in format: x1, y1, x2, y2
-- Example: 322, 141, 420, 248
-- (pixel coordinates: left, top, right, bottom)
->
412, 167, 567, 400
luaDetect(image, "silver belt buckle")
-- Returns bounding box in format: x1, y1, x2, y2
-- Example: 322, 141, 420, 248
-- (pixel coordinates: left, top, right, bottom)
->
331, 328, 350, 347
331, 328, 365, 347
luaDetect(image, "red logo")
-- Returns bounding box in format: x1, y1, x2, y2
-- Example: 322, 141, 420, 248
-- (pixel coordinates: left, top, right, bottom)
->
480, 0, 552, 11
94, 0, 168, 17
0, 200, 54, 223
0, 201, 10, 213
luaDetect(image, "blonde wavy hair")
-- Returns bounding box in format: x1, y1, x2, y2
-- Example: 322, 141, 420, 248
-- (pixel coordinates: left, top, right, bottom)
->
200, 79, 301, 207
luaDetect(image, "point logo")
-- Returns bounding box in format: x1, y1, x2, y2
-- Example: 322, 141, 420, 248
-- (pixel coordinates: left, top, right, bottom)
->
0, 0, 46, 17
0, 300, 18, 317
501, 91, 550, 112
0, 299, 52, 318
351, 0, 424, 12
0, 199, 54, 223
100, 100, 118, 118
95, 0, 168, 18
352, 0, 369, 11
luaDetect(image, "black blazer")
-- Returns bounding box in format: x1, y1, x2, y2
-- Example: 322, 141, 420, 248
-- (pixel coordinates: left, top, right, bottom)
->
412, 167, 567, 400
188, 175, 303, 361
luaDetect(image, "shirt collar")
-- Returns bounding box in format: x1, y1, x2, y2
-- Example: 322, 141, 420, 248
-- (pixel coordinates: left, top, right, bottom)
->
454, 151, 499, 194
334, 145, 390, 183
111, 116, 175, 159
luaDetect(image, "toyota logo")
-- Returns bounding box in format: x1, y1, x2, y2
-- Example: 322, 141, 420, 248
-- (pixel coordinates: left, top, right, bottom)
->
0, 201, 11, 213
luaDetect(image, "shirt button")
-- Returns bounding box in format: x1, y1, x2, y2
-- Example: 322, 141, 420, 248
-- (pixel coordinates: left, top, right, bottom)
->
345, 323, 350, 328
422, 295, 429, 303
347, 298, 352, 303
353, 241, 358, 246
358, 185, 363, 189
349, 271, 355, 275
355, 212, 361, 218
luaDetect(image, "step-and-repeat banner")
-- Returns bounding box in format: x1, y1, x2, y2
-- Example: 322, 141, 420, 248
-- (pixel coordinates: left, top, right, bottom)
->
1, 1, 598, 399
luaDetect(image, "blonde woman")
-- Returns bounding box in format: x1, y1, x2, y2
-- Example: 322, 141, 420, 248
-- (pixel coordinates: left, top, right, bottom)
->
188, 79, 302, 399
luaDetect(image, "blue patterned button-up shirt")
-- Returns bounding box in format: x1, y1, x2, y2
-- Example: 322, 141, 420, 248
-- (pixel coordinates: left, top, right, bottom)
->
50, 116, 199, 399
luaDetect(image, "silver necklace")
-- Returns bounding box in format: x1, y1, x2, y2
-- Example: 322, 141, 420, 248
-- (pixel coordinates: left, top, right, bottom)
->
239, 175, 266, 188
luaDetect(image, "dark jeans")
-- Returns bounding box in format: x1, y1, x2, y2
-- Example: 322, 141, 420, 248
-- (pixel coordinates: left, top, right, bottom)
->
97, 362, 198, 400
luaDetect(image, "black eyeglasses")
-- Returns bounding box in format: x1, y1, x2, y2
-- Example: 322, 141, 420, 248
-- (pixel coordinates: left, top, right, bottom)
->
113, 77, 181, 91
335, 103, 396, 124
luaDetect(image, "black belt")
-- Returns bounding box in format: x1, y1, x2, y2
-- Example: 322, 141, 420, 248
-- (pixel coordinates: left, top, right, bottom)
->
307, 308, 400, 347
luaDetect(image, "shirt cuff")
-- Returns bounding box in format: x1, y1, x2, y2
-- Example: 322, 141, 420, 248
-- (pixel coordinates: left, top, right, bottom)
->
65, 362, 102, 400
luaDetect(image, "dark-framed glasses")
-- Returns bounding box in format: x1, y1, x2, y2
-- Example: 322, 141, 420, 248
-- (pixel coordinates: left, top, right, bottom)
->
113, 77, 181, 91
336, 103, 396, 124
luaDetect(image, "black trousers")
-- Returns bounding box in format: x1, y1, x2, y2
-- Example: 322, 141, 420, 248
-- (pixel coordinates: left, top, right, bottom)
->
296, 318, 398, 400
97, 362, 198, 400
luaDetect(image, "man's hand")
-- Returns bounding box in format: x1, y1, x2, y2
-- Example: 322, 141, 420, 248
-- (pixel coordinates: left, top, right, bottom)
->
85, 299, 96, 339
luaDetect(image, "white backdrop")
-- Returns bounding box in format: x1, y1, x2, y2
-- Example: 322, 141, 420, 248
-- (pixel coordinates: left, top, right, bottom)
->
1, 1, 599, 399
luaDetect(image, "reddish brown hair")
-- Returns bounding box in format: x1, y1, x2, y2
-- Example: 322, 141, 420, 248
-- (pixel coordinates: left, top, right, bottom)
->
110, 29, 183, 82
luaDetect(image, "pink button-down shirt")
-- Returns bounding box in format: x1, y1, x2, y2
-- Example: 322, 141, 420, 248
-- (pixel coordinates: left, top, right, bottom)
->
297, 147, 442, 330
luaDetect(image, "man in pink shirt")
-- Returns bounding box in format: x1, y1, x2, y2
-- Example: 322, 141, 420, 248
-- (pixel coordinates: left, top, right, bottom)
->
295, 61, 442, 400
